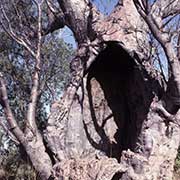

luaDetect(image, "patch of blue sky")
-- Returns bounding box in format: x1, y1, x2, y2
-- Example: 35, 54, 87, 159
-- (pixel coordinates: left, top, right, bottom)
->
154, 49, 168, 80
92, 0, 119, 15
58, 27, 77, 49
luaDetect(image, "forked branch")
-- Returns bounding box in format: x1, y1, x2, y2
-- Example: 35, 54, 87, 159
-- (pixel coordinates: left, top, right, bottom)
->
0, 1, 44, 135
133, 0, 180, 105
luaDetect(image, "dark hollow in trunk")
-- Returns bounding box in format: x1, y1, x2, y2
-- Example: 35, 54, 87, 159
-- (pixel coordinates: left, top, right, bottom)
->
86, 42, 155, 160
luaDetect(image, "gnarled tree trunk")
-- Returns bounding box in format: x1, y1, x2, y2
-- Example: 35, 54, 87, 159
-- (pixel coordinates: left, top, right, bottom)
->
1, 0, 180, 179
43, 1, 180, 179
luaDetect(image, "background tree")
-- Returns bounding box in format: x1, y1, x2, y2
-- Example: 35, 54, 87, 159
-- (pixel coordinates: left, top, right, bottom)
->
0, 0, 180, 179
0, 0, 73, 178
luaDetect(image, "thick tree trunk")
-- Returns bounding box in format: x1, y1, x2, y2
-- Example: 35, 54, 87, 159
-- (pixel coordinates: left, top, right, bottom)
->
1, 0, 179, 179
40, 1, 180, 179
51, 42, 179, 180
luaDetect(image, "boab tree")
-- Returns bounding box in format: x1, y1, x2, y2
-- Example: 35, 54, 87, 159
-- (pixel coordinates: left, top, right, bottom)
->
0, 0, 180, 179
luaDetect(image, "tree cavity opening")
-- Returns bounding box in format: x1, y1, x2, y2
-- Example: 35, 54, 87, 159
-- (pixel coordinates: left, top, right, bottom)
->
86, 41, 152, 160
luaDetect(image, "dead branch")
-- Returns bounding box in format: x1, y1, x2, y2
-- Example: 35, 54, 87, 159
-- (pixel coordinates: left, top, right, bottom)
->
161, 0, 180, 19
43, 0, 65, 35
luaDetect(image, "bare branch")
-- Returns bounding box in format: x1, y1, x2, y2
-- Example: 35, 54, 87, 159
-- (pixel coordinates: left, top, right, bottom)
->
0, 117, 20, 145
133, 0, 180, 105
26, 2, 43, 133
151, 101, 174, 122
151, 0, 180, 20
141, 0, 150, 13
42, 0, 65, 35
161, 14, 179, 29
32, 0, 44, 5
0, 72, 24, 142
45, 0, 58, 14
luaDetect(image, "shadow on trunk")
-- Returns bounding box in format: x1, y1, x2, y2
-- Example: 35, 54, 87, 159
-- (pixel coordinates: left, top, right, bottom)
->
84, 41, 157, 160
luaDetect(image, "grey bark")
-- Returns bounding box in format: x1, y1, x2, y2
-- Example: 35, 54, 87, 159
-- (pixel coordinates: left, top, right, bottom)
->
44, 0, 180, 179
1, 0, 180, 179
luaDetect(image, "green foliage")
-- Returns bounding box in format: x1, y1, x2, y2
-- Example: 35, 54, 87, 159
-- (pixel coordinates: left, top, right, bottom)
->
0, 30, 73, 127
0, 1, 74, 175
0, 17, 74, 178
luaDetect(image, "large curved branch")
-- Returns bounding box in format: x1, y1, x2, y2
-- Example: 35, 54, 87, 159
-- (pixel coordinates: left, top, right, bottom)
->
57, 0, 93, 43
43, 0, 65, 35
0, 117, 20, 144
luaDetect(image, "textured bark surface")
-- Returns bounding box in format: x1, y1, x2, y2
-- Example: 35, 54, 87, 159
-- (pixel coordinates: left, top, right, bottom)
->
59, 41, 178, 180
43, 1, 180, 179
1, 0, 180, 179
